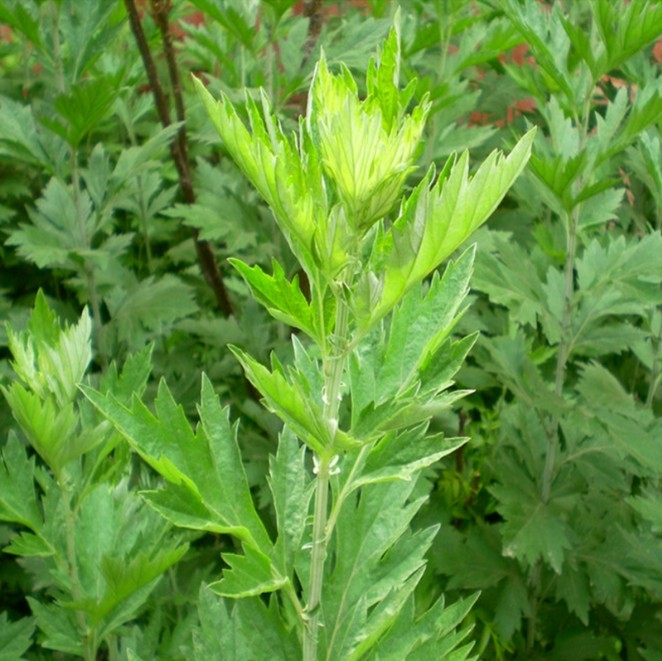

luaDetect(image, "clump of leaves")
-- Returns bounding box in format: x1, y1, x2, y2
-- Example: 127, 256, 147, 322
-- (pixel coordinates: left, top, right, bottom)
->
430, 0, 662, 658
1, 292, 189, 659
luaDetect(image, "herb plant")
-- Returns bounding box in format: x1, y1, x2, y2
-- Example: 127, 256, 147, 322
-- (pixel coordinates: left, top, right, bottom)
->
81, 21, 534, 659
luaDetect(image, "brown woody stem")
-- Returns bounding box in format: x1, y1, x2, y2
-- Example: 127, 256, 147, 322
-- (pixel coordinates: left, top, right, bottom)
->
124, 0, 234, 316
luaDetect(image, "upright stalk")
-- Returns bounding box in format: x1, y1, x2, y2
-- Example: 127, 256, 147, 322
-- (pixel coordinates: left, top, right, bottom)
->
541, 203, 579, 503
540, 92, 591, 504
60, 478, 97, 661
529, 92, 591, 651
304, 290, 350, 661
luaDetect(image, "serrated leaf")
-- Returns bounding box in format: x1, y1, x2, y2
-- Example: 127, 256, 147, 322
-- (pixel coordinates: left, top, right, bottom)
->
3, 531, 52, 558
28, 599, 82, 656
58, 483, 188, 636
230, 346, 353, 454
105, 275, 198, 347
7, 177, 94, 269
269, 429, 310, 575
230, 258, 319, 340
377, 246, 475, 400
82, 375, 272, 553
371, 593, 478, 660
322, 479, 432, 658
0, 434, 43, 531
195, 77, 320, 276
210, 545, 287, 597
49, 77, 116, 147
357, 426, 466, 487
2, 385, 78, 471
193, 586, 298, 661
97, 344, 153, 406
592, 0, 662, 73
555, 564, 591, 625
0, 94, 56, 167
0, 612, 34, 661
358, 129, 535, 327
629, 489, 662, 533
502, 0, 575, 101
493, 485, 572, 574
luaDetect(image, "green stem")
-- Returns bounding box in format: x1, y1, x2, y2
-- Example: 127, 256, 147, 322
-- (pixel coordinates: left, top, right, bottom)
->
541, 204, 579, 503
530, 75, 593, 653
303, 289, 350, 661
304, 454, 331, 661
60, 479, 97, 661
325, 444, 370, 536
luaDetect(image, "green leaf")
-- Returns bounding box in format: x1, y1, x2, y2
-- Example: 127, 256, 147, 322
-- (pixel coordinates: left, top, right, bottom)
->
269, 429, 310, 576
502, 0, 575, 102
47, 77, 117, 147
27, 599, 82, 656
0, 95, 56, 168
0, 612, 34, 661
55, 483, 188, 636
7, 177, 96, 269
472, 232, 547, 327
193, 587, 298, 661
82, 375, 272, 552
629, 488, 662, 533
188, 0, 257, 47
310, 44, 429, 230
576, 363, 662, 472
371, 594, 478, 661
6, 290, 92, 407
97, 344, 153, 406
104, 275, 198, 349
2, 385, 78, 471
230, 347, 357, 454
377, 246, 475, 400
210, 545, 288, 598
321, 479, 433, 658
491, 483, 572, 574
3, 531, 52, 558
357, 426, 467, 488
357, 129, 535, 327
194, 78, 320, 276
555, 563, 591, 625
0, 433, 43, 531
229, 258, 319, 341
592, 0, 662, 73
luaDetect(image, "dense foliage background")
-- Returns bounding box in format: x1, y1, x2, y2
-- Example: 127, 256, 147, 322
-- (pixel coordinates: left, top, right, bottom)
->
0, 0, 661, 659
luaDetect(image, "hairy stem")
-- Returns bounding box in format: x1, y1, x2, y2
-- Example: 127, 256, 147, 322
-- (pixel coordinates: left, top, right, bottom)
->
304, 454, 331, 661
528, 90, 592, 653
304, 291, 350, 661
60, 479, 97, 660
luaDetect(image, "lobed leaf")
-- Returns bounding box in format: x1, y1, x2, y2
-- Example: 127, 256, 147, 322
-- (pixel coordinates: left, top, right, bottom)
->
82, 375, 272, 552
357, 129, 535, 328
230, 258, 319, 341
